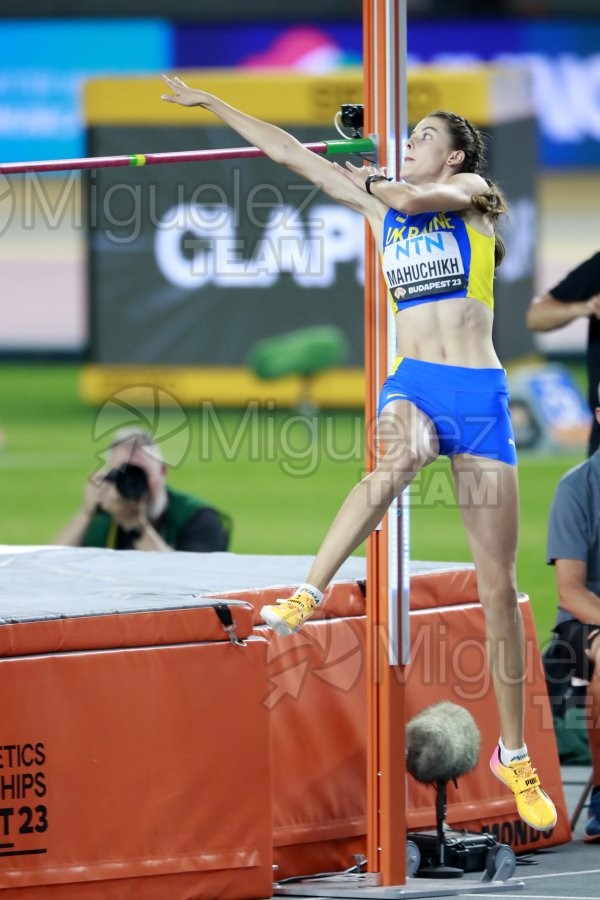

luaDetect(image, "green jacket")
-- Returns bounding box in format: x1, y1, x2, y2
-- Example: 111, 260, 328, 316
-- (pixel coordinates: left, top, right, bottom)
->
82, 487, 228, 550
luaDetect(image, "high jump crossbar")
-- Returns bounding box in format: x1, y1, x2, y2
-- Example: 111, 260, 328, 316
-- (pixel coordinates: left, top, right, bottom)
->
0, 138, 375, 176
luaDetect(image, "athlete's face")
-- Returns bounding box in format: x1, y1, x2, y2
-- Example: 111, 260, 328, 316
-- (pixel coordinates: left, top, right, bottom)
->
400, 117, 461, 183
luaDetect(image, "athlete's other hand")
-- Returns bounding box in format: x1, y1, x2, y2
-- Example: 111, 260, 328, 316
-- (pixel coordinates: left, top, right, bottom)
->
161, 74, 213, 108
332, 161, 388, 192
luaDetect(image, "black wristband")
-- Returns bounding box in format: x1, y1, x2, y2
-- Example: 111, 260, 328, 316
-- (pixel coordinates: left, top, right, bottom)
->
365, 174, 391, 195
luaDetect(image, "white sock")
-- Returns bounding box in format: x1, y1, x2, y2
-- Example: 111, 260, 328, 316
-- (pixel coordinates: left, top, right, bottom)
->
499, 737, 528, 766
293, 583, 323, 606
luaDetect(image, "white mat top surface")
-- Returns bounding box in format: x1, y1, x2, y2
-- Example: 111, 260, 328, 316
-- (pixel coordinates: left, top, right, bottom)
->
0, 546, 471, 623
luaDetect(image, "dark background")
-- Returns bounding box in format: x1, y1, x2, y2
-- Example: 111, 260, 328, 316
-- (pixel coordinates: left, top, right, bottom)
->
0, 1, 597, 17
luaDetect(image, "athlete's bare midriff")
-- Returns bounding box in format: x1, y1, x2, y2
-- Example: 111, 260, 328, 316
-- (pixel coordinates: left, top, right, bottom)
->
393, 295, 502, 368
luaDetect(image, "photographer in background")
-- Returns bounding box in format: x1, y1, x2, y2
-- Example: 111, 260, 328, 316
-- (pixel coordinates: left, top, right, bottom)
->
54, 428, 231, 552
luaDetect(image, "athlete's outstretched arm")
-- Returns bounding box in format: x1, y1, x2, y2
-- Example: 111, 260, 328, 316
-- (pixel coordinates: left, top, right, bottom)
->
161, 75, 384, 220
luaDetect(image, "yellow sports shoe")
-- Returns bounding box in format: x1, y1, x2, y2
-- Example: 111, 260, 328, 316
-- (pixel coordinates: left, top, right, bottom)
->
490, 746, 557, 831
260, 590, 318, 636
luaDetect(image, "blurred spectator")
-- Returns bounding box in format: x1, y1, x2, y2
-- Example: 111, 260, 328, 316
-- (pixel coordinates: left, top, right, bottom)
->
546, 401, 600, 841
527, 251, 600, 455
54, 428, 231, 552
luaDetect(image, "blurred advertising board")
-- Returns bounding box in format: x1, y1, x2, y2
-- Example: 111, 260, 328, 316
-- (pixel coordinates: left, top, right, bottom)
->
174, 18, 600, 169
0, 17, 598, 168
508, 364, 592, 452
0, 20, 169, 164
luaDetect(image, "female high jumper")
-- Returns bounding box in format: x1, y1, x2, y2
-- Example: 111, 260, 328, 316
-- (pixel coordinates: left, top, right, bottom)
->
162, 73, 557, 832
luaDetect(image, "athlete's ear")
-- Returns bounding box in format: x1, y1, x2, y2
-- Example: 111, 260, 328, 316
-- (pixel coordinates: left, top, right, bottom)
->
447, 149, 465, 168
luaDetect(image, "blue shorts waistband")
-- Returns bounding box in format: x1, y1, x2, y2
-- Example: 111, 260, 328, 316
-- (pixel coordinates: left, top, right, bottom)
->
392, 356, 508, 393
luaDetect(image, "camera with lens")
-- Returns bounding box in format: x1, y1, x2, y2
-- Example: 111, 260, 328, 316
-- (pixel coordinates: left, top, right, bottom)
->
103, 463, 149, 502
340, 103, 364, 136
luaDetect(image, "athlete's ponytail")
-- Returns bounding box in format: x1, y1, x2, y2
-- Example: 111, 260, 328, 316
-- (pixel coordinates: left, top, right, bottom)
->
471, 179, 507, 267
428, 110, 507, 268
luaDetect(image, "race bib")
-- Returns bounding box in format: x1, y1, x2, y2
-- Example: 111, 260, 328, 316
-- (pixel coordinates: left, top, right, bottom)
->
382, 230, 467, 302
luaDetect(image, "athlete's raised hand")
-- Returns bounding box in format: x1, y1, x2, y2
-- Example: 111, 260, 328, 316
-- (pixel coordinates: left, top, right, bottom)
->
161, 74, 213, 108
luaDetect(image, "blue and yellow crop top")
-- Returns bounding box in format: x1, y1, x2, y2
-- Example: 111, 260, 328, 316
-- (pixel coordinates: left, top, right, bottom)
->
381, 206, 495, 313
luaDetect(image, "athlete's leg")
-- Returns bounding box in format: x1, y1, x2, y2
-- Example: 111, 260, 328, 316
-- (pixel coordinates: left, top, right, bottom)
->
451, 454, 523, 745
261, 400, 438, 635
306, 399, 438, 589
452, 453, 556, 830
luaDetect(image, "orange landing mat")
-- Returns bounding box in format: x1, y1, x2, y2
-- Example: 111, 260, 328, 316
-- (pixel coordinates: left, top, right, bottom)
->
0, 548, 570, 895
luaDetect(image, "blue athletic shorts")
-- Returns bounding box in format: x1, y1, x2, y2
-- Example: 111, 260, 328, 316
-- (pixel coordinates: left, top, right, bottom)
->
378, 357, 517, 465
